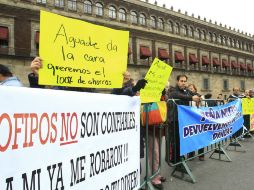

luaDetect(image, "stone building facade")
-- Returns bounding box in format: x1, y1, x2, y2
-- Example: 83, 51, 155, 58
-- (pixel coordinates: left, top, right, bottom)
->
0, 0, 254, 98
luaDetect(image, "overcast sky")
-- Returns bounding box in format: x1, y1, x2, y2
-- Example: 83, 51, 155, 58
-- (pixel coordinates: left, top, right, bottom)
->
144, 0, 254, 35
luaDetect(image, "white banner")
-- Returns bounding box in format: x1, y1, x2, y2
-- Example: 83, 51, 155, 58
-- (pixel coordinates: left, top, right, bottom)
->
0, 86, 140, 190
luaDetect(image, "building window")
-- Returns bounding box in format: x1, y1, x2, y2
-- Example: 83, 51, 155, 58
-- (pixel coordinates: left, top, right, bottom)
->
175, 23, 180, 34
150, 16, 156, 28
84, 0, 92, 14
202, 30, 206, 40
130, 11, 138, 24
139, 13, 146, 25
119, 8, 126, 21
219, 35, 223, 44
109, 6, 116, 19
189, 26, 194, 37
229, 38, 232, 47
208, 32, 213, 42
240, 80, 245, 91
68, 0, 77, 11
223, 79, 229, 91
183, 25, 188, 36
248, 44, 251, 52
168, 21, 173, 32
158, 18, 164, 30
55, 0, 64, 7
0, 26, 9, 48
37, 0, 46, 4
232, 39, 236, 47
213, 33, 217, 43
236, 40, 240, 48
95, 3, 103, 16
197, 29, 202, 39
239, 41, 242, 49
203, 78, 210, 90
242, 42, 246, 50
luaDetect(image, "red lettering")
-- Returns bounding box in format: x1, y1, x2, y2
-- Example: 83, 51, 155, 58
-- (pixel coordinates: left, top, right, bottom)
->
60, 113, 70, 141
70, 112, 78, 139
50, 113, 58, 143
0, 113, 12, 152
12, 113, 23, 150
29, 113, 39, 147
23, 113, 30, 148
39, 113, 50, 145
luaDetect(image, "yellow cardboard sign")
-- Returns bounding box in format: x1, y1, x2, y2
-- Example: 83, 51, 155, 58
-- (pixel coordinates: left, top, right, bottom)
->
140, 58, 173, 103
242, 98, 254, 115
39, 11, 129, 88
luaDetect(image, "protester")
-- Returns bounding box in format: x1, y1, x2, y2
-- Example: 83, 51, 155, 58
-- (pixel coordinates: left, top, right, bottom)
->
242, 89, 251, 137
216, 93, 225, 105
0, 64, 23, 87
112, 71, 133, 95
148, 90, 167, 189
187, 83, 205, 161
227, 87, 244, 102
228, 87, 244, 139
111, 70, 147, 188
188, 84, 200, 107
204, 93, 217, 107
243, 90, 250, 98
167, 75, 200, 164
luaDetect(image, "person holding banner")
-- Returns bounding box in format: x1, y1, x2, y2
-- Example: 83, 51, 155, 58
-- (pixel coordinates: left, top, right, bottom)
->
228, 87, 244, 139
28, 57, 94, 92
167, 75, 200, 164
0, 64, 23, 87
187, 84, 205, 161
242, 89, 251, 137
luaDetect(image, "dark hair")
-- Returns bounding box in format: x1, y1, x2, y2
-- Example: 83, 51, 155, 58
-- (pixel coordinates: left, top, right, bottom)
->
0, 64, 12, 77
176, 74, 188, 81
204, 93, 212, 99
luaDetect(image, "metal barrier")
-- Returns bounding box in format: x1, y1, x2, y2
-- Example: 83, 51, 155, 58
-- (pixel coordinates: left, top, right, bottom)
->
165, 99, 234, 183
139, 103, 164, 190
139, 98, 253, 188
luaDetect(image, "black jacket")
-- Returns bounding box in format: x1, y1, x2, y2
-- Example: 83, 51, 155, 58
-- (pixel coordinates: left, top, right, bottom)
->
167, 86, 195, 122
227, 94, 244, 102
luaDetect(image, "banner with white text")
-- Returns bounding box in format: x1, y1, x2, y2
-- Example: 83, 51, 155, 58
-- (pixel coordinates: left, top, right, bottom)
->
178, 100, 243, 156
0, 86, 140, 190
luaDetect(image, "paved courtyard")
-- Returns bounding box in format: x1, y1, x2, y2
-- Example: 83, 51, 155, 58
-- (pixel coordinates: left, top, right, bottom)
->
141, 138, 254, 190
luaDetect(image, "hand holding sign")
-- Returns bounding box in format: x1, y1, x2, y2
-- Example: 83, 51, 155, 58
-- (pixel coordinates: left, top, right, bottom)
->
132, 79, 147, 93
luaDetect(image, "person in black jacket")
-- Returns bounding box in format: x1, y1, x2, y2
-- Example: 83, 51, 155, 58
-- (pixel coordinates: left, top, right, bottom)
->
167, 74, 200, 164
227, 87, 244, 139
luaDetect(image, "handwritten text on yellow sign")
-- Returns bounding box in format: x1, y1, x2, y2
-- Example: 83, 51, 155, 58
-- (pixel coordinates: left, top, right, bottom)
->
39, 11, 129, 88
140, 58, 173, 103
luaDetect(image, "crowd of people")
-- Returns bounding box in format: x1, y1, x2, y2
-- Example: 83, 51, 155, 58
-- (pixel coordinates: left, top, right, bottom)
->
1, 59, 254, 190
